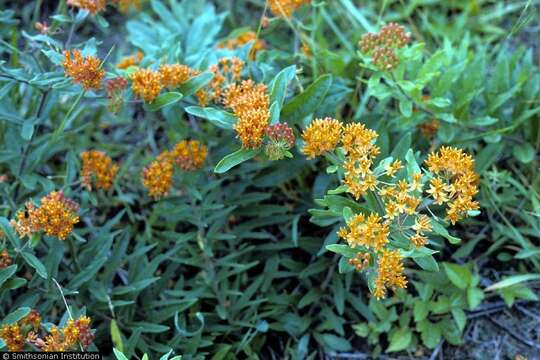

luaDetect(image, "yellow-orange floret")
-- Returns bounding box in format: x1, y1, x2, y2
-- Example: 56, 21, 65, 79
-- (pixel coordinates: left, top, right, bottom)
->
301, 117, 342, 159
63, 50, 104, 91
141, 155, 174, 198
130, 68, 163, 103
170, 140, 208, 171
374, 249, 407, 299
224, 80, 270, 149
81, 150, 119, 191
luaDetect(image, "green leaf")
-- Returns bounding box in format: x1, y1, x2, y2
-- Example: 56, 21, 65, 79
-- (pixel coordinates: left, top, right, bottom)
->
177, 71, 213, 97
512, 143, 535, 164
282, 74, 332, 123
326, 244, 356, 258
451, 308, 466, 332
0, 265, 17, 288
420, 322, 441, 349
113, 348, 129, 360
0, 217, 20, 248
147, 92, 183, 111
1, 307, 31, 325
413, 255, 439, 272
443, 263, 471, 289
413, 301, 429, 322
387, 327, 412, 352
185, 106, 236, 130
399, 99, 412, 117
431, 221, 461, 244
214, 149, 261, 173
485, 274, 540, 291
21, 252, 48, 279
467, 287, 484, 309
111, 320, 124, 353
269, 65, 296, 108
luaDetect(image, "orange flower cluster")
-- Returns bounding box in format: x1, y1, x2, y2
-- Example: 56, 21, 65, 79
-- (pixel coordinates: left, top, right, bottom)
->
373, 249, 408, 299
67, 0, 106, 15
141, 140, 207, 198
41, 316, 94, 352
338, 213, 389, 251
197, 57, 245, 106
130, 68, 163, 103
301, 117, 343, 159
169, 140, 208, 171
316, 120, 479, 298
81, 150, 119, 191
63, 50, 104, 91
141, 153, 174, 199
159, 64, 198, 89
348, 252, 370, 271
359, 23, 411, 70
425, 146, 479, 224
219, 31, 265, 59
269, 0, 311, 17
130, 64, 198, 102
11, 192, 80, 240
224, 80, 270, 149
0, 249, 12, 268
117, 51, 143, 69
111, 0, 141, 12
0, 310, 41, 352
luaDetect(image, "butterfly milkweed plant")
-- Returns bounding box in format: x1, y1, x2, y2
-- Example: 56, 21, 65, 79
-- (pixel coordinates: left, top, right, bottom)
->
1, 0, 539, 358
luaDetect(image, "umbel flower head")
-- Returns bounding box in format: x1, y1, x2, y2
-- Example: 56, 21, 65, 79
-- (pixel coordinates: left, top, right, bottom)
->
219, 31, 266, 60
63, 50, 104, 91
374, 249, 407, 299
159, 64, 197, 89
41, 316, 94, 352
105, 77, 128, 113
0, 249, 12, 269
81, 150, 119, 191
141, 152, 174, 198
130, 68, 163, 103
169, 140, 208, 171
116, 51, 143, 69
358, 22, 411, 71
11, 192, 80, 240
224, 80, 270, 149
425, 146, 479, 224
264, 123, 296, 160
67, 0, 106, 15
301, 117, 343, 159
269, 0, 311, 17
197, 57, 245, 106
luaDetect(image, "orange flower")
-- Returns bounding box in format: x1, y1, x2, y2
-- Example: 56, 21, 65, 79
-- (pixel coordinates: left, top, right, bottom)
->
141, 154, 174, 198
11, 192, 79, 240
301, 118, 342, 159
0, 249, 12, 269
67, 0, 106, 15
130, 68, 163, 103
224, 80, 270, 149
219, 31, 266, 59
81, 150, 119, 191
159, 64, 194, 88
374, 249, 407, 299
117, 51, 143, 69
170, 140, 208, 171
338, 213, 389, 251
0, 324, 25, 351
269, 0, 311, 17
341, 123, 379, 159
63, 50, 104, 91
